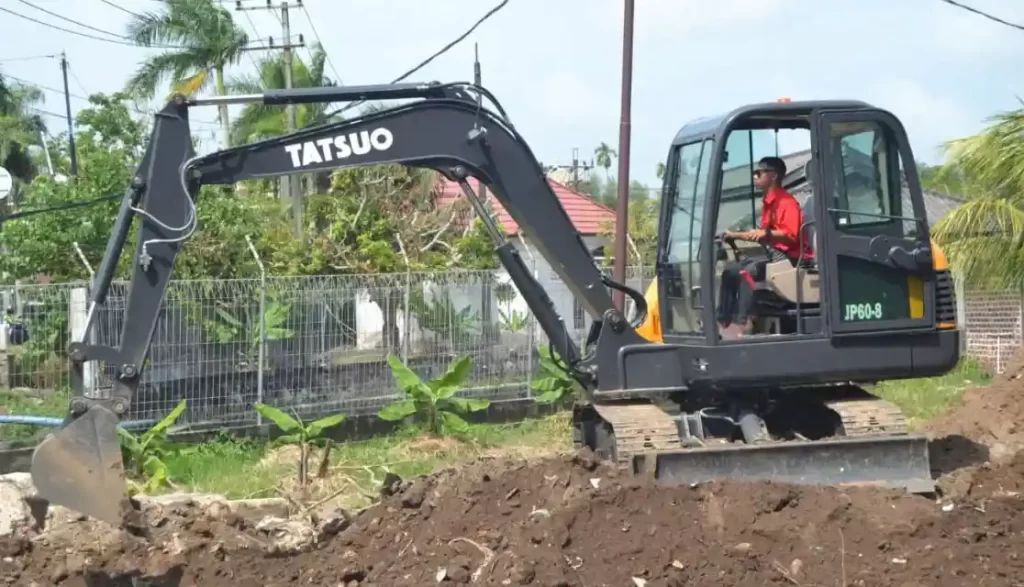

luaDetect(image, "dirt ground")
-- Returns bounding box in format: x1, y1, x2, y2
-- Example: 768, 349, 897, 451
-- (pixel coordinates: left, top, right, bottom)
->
4, 363, 1024, 586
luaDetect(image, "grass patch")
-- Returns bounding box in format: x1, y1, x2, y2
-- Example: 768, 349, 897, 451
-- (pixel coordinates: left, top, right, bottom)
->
161, 434, 285, 499
160, 412, 573, 506
0, 388, 68, 443
872, 358, 991, 427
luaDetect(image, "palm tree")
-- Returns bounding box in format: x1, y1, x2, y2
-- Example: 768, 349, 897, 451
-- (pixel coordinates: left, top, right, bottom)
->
594, 142, 617, 180
931, 105, 1024, 288
0, 73, 45, 183
124, 0, 249, 148
228, 44, 335, 146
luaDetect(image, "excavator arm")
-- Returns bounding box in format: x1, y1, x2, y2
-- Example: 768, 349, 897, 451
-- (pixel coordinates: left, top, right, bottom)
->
30, 82, 649, 524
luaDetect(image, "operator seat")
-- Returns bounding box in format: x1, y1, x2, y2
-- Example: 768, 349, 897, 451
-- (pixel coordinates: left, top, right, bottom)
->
759, 158, 821, 307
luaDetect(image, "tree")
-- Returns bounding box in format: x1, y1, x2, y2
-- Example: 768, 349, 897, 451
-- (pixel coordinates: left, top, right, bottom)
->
594, 142, 617, 181
124, 0, 249, 148
0, 73, 45, 184
0, 93, 147, 283
228, 43, 335, 146
930, 106, 1024, 288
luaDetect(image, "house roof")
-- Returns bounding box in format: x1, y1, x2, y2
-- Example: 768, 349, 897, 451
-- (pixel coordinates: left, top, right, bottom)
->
434, 176, 615, 236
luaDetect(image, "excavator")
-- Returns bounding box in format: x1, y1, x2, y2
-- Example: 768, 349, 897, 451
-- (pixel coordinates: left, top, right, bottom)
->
29, 82, 959, 525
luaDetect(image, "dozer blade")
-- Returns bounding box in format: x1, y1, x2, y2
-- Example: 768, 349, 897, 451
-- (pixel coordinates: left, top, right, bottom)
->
30, 404, 127, 526
633, 434, 934, 494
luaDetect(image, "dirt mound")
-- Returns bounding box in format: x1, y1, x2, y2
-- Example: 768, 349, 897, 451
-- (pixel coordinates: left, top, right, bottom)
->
927, 352, 1024, 466
5, 449, 1024, 586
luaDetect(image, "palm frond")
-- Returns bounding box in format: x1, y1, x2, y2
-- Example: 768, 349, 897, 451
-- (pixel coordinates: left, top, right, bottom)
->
943, 108, 1024, 197
934, 195, 1024, 287
174, 70, 210, 97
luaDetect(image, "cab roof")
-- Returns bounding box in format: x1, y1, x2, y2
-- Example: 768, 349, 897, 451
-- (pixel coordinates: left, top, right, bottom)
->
671, 100, 875, 145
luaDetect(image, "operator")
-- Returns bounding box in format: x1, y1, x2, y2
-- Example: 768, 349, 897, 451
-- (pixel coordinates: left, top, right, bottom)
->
717, 156, 810, 337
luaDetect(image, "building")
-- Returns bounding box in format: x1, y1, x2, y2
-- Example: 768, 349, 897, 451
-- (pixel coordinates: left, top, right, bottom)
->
434, 175, 616, 336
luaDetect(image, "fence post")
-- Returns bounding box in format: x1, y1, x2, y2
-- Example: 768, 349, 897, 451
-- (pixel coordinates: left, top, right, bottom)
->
526, 252, 536, 399
402, 271, 411, 362
246, 236, 266, 427
70, 243, 97, 395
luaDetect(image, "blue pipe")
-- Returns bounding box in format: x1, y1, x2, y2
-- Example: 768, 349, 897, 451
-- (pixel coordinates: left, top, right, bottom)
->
0, 415, 156, 430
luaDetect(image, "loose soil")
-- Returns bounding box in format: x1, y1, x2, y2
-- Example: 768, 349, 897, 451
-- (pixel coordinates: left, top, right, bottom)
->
6, 363, 1024, 586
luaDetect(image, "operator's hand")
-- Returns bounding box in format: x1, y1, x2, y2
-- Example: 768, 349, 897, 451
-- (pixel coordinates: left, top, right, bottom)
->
725, 229, 766, 242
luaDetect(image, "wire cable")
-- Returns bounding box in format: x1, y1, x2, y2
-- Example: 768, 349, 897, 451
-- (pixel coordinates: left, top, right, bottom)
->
98, 0, 146, 19
0, 5, 169, 48
0, 193, 121, 224
0, 53, 59, 63
14, 0, 137, 40
6, 72, 221, 127
938, 0, 1024, 31
298, 2, 343, 84
0, 4, 268, 50
28, 106, 69, 119
67, 67, 90, 98
325, 0, 509, 118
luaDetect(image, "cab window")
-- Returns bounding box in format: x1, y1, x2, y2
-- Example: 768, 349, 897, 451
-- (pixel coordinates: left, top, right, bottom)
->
663, 139, 712, 335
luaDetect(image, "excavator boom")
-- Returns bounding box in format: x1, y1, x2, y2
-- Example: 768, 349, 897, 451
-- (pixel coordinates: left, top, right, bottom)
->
30, 82, 645, 524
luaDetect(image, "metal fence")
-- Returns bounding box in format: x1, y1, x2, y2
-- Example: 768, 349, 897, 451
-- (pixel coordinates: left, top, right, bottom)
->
6, 269, 1014, 428
0, 265, 656, 428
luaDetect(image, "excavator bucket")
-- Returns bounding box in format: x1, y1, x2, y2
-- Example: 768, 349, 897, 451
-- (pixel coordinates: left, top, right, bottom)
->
30, 405, 127, 526
633, 434, 934, 494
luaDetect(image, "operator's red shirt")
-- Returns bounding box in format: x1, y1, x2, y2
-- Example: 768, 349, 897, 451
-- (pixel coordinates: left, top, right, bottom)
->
761, 186, 813, 260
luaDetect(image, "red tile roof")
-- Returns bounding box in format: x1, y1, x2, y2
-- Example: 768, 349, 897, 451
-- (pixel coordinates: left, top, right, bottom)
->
434, 176, 615, 236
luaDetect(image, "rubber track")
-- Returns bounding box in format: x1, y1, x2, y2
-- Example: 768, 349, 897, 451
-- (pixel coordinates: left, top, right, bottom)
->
593, 402, 681, 465
825, 397, 909, 437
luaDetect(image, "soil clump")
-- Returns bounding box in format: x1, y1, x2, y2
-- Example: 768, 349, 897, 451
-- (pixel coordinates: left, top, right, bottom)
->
3, 447, 1023, 586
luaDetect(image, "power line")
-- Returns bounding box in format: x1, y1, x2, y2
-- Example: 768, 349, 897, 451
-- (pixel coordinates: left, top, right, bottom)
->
14, 0, 135, 40
7, 72, 221, 127
327, 0, 510, 118
97, 0, 146, 19
0, 54, 59, 63
0, 4, 272, 50
0, 5, 165, 48
938, 0, 1024, 31
1, 193, 122, 225
67, 68, 90, 97
298, 2, 342, 84
29, 106, 69, 119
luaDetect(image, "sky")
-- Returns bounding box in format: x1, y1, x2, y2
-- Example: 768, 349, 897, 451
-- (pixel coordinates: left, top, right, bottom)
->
1, 0, 1023, 187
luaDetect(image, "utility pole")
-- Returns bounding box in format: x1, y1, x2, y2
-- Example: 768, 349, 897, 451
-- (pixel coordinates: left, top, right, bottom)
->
547, 149, 593, 191
612, 0, 635, 310
474, 43, 487, 202
59, 52, 78, 177
234, 0, 306, 237
280, 1, 303, 237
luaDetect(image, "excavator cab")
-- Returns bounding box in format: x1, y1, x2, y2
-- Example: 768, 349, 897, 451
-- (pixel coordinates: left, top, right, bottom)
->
655, 100, 956, 346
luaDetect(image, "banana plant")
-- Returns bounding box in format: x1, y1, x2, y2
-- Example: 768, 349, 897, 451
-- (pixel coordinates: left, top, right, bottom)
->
379, 354, 489, 436
531, 345, 580, 405
117, 399, 187, 494
253, 403, 347, 486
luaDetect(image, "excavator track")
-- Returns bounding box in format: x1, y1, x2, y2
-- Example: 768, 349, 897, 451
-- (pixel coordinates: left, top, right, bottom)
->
579, 390, 932, 494
592, 402, 682, 466
825, 397, 910, 437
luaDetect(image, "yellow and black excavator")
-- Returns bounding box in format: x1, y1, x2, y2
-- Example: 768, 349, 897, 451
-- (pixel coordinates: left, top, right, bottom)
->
29, 83, 958, 525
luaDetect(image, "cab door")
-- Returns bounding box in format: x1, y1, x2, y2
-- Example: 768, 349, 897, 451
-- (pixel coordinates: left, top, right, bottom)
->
812, 109, 937, 334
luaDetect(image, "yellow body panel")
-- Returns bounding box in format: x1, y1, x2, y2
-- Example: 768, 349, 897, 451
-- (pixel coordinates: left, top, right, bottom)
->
636, 278, 663, 343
